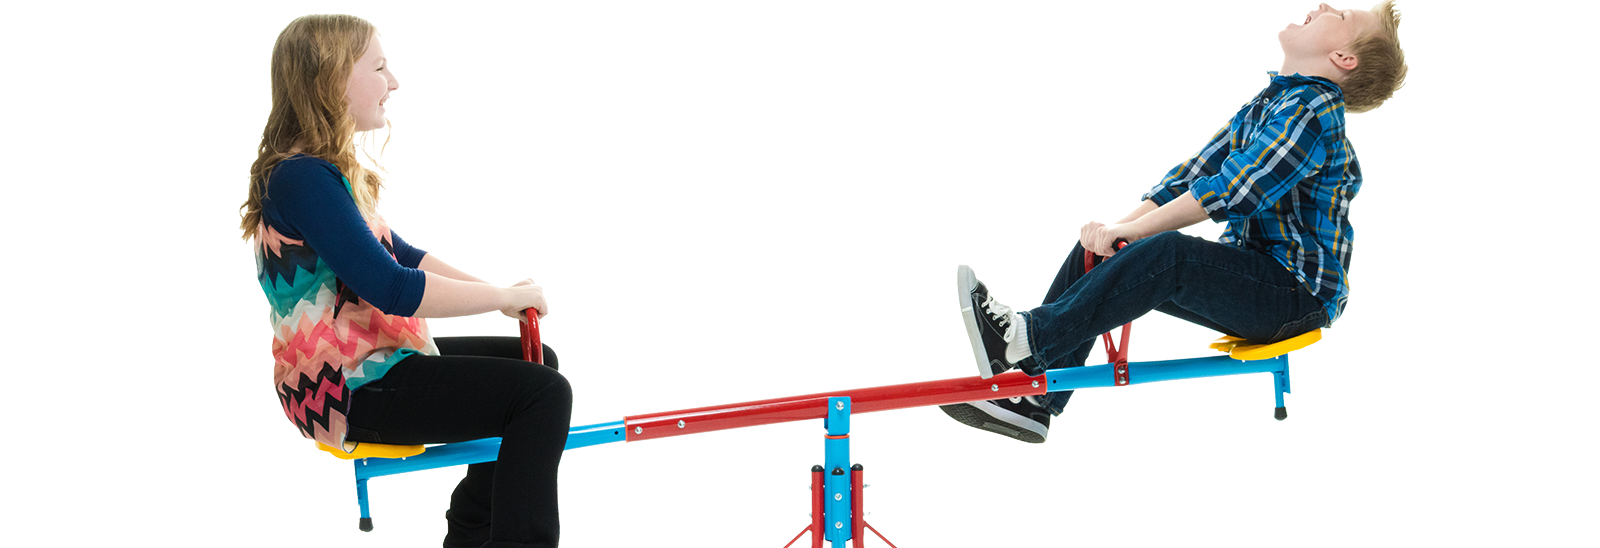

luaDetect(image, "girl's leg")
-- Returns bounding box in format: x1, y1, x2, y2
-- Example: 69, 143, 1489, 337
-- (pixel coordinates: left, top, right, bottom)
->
346, 352, 572, 548
426, 338, 561, 547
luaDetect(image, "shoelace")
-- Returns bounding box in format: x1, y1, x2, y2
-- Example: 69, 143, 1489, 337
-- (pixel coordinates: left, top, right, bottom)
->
981, 295, 1015, 342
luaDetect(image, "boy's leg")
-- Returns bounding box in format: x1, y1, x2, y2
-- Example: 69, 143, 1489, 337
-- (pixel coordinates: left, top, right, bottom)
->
346, 354, 573, 548
945, 232, 1325, 442
1023, 243, 1108, 415
1021, 232, 1326, 374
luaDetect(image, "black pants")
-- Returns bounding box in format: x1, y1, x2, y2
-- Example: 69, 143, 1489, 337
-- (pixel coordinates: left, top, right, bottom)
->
346, 337, 573, 548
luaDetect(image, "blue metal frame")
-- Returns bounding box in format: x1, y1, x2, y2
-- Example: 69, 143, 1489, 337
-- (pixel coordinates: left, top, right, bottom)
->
822, 397, 853, 546
1046, 354, 1290, 407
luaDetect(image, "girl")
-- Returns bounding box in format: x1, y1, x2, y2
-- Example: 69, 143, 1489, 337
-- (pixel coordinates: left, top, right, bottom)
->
240, 14, 571, 548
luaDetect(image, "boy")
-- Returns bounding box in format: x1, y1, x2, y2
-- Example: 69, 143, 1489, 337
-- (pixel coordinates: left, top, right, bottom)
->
942, 2, 1407, 443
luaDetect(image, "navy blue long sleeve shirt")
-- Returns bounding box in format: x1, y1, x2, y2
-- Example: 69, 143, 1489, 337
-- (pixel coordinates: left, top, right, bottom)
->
260, 155, 428, 316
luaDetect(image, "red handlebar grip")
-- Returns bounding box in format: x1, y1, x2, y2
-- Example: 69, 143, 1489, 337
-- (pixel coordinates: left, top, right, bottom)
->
520, 309, 543, 365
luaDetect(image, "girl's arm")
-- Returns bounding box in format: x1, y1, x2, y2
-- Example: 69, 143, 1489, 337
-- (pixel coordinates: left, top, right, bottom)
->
418, 254, 489, 284
412, 273, 546, 320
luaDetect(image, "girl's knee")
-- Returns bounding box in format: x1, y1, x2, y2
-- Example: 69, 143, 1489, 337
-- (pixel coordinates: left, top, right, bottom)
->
541, 344, 558, 370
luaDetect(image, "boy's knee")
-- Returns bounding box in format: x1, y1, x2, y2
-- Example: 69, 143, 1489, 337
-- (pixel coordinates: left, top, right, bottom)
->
1141, 231, 1188, 246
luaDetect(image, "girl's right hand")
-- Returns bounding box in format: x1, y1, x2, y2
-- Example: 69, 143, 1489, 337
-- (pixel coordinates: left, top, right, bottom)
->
501, 279, 548, 321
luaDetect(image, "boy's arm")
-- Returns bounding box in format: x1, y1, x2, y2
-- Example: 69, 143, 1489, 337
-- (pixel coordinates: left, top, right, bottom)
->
1092, 94, 1330, 255
1142, 125, 1232, 206
1085, 194, 1208, 256
1081, 124, 1228, 253
1188, 92, 1330, 223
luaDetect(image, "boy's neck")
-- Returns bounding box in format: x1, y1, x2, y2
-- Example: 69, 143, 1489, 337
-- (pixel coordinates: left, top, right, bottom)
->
1278, 57, 1348, 86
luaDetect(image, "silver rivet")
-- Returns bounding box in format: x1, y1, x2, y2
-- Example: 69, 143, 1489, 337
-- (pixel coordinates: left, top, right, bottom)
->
634, 426, 642, 434
836, 401, 845, 410
677, 420, 686, 428
835, 522, 843, 529
1032, 380, 1040, 388
991, 384, 999, 392
834, 493, 843, 501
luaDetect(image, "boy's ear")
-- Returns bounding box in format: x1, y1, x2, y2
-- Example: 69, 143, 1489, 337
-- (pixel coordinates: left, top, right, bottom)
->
1329, 49, 1359, 72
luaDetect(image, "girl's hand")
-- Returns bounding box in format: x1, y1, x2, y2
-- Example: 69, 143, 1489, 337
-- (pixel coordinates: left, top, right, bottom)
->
501, 279, 548, 321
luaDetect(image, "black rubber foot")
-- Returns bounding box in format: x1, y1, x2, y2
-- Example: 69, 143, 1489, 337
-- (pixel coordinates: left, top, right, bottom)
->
359, 517, 373, 532
1274, 407, 1288, 421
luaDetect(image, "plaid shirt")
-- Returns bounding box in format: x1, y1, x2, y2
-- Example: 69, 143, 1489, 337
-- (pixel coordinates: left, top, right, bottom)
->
1142, 72, 1359, 324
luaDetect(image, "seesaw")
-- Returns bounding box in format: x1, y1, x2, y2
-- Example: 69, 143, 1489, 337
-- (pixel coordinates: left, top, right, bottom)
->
317, 253, 1322, 546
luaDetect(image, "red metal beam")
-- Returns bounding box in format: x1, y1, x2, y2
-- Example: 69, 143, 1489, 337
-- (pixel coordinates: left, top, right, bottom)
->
623, 370, 1046, 442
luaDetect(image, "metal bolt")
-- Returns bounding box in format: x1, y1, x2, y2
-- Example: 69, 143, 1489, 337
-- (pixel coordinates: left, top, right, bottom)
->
634, 426, 642, 434
991, 384, 999, 392
835, 522, 843, 529
678, 420, 685, 428
834, 493, 843, 501
1032, 380, 1039, 388
836, 401, 845, 410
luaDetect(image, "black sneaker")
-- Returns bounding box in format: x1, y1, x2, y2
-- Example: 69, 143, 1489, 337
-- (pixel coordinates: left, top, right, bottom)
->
938, 396, 1050, 443
958, 265, 1018, 379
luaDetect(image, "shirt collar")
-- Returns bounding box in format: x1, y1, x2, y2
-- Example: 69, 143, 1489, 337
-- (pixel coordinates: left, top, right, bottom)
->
1262, 71, 1343, 100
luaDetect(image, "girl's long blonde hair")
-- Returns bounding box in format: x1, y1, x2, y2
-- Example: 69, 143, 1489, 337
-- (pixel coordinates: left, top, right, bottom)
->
240, 14, 384, 240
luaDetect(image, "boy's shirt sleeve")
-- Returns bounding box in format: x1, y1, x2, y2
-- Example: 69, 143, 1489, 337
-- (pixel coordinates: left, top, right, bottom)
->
267, 160, 427, 316
1188, 92, 1329, 223
1143, 125, 1232, 206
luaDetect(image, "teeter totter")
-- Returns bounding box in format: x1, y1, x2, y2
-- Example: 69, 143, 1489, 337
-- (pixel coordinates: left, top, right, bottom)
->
318, 256, 1324, 547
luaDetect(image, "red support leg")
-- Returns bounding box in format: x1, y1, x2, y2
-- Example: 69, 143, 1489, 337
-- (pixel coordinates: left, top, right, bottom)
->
782, 466, 827, 548
851, 465, 865, 547
811, 465, 825, 548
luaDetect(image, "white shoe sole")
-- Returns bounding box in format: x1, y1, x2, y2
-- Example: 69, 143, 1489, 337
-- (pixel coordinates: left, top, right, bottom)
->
965, 399, 1048, 443
956, 265, 995, 379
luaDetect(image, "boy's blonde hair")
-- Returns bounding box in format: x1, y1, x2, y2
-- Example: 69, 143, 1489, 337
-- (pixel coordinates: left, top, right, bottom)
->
1342, 0, 1407, 113
240, 14, 385, 240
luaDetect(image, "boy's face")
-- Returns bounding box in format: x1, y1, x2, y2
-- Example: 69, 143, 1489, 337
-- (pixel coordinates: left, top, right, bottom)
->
1279, 3, 1379, 62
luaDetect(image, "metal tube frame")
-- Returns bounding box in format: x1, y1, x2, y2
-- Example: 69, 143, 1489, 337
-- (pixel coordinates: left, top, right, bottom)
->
344, 308, 1295, 534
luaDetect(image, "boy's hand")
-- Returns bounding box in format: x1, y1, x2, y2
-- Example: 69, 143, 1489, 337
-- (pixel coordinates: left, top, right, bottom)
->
1081, 222, 1140, 257
1079, 221, 1106, 247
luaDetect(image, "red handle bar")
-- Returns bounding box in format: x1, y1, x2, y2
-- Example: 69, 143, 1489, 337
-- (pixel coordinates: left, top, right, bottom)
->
519, 309, 543, 365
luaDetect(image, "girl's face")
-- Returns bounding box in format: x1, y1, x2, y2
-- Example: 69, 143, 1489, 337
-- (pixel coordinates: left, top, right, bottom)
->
346, 34, 398, 132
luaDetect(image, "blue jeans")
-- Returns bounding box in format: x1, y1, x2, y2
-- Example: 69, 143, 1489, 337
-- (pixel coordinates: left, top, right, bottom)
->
1019, 232, 1327, 415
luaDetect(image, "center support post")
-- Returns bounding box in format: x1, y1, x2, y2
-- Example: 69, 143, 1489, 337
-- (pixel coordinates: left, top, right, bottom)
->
823, 397, 853, 546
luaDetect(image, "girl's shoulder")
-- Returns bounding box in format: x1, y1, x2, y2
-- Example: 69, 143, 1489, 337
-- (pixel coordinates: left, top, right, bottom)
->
270, 154, 342, 184
267, 154, 351, 201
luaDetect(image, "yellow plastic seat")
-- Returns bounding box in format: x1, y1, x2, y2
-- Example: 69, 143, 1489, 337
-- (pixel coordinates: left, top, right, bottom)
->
316, 441, 426, 460
1209, 329, 1321, 361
